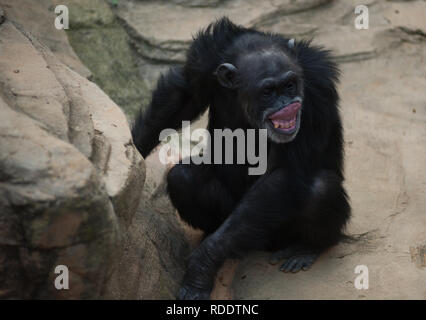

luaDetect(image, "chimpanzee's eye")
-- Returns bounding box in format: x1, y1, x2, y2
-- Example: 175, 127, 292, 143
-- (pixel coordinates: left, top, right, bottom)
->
286, 81, 296, 94
262, 86, 275, 96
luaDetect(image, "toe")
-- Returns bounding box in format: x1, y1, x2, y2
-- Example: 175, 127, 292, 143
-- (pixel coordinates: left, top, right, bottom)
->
279, 254, 317, 273
177, 285, 210, 300
269, 245, 305, 265
280, 257, 298, 272
177, 286, 188, 300
291, 259, 306, 273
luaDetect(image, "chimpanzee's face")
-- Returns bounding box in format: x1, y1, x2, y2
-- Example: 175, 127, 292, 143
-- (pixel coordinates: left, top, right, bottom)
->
215, 50, 304, 143
237, 51, 304, 143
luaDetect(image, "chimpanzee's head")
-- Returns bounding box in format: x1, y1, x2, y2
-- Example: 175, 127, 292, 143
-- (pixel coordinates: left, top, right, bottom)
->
215, 38, 304, 143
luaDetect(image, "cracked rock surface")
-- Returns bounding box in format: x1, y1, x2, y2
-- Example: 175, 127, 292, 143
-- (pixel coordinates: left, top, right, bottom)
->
0, 18, 126, 298
0, 10, 187, 298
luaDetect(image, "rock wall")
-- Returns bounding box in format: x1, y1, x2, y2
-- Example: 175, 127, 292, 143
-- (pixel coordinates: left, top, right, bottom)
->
0, 0, 91, 78
0, 7, 188, 299
63, 0, 150, 118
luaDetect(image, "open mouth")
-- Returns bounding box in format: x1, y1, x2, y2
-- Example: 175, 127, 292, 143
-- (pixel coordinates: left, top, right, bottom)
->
268, 102, 301, 133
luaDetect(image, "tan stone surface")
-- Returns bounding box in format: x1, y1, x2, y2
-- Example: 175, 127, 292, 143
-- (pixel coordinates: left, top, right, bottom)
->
0, 15, 144, 298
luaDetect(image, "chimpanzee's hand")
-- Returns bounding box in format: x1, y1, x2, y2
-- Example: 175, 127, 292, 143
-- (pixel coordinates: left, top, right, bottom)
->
177, 284, 210, 300
176, 240, 219, 300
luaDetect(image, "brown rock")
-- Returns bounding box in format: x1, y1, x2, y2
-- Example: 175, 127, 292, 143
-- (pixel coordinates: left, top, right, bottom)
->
0, 17, 143, 298
0, 0, 91, 78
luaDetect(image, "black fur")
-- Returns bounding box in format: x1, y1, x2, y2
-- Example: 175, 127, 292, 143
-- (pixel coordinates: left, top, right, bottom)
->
131, 17, 350, 300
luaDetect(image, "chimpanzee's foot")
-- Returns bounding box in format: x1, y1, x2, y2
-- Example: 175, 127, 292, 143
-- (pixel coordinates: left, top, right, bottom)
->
280, 253, 317, 272
269, 244, 311, 264
269, 245, 318, 273
177, 284, 210, 300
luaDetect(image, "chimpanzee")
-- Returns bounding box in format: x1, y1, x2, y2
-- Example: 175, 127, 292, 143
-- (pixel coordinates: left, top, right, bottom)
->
132, 17, 350, 300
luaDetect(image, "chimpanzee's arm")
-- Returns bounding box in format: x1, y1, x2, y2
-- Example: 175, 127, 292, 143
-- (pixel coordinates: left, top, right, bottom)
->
131, 67, 209, 158
177, 168, 309, 299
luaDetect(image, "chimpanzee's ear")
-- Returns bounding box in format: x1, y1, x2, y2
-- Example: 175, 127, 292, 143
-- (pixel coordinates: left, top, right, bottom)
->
287, 38, 295, 49
214, 63, 238, 89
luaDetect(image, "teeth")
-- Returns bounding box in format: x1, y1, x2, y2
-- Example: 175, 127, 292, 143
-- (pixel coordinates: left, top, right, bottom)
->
272, 119, 296, 129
